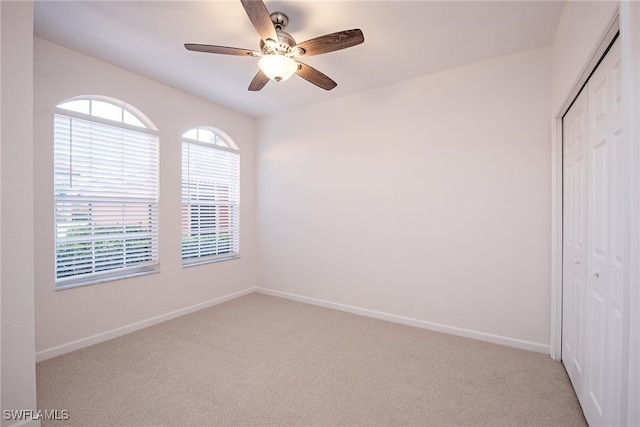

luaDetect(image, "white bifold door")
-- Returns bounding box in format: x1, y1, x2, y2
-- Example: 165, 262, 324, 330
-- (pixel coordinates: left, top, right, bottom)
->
562, 36, 626, 426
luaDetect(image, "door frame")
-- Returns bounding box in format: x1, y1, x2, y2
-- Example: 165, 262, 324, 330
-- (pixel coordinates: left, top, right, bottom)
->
620, 3, 640, 425
550, 9, 619, 362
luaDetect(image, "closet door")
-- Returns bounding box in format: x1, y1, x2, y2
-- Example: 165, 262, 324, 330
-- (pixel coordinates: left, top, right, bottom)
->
563, 36, 625, 427
562, 88, 588, 395
584, 36, 624, 427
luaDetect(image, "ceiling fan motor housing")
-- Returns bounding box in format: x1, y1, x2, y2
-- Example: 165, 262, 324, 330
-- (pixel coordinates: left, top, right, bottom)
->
259, 12, 298, 55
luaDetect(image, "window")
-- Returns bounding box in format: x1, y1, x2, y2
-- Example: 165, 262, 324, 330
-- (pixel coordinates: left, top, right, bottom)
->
182, 127, 239, 265
54, 96, 159, 289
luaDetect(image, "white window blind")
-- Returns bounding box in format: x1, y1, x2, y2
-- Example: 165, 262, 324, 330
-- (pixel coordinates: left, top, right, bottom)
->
54, 110, 159, 289
182, 133, 239, 265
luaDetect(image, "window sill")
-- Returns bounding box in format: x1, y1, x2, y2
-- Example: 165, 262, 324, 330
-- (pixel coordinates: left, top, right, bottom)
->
182, 254, 240, 268
55, 267, 160, 291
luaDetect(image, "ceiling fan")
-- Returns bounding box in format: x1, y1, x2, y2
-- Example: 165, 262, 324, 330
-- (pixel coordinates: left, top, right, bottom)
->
184, 0, 364, 91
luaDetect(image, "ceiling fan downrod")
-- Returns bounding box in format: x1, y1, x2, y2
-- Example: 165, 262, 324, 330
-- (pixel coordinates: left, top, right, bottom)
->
270, 12, 288, 31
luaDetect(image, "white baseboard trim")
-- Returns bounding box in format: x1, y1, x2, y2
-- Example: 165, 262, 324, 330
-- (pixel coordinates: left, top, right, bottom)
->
35, 287, 257, 362
256, 288, 550, 354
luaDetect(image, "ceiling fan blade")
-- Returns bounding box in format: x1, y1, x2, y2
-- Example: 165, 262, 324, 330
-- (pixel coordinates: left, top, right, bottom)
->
240, 0, 278, 43
295, 62, 337, 91
184, 44, 257, 56
296, 29, 364, 57
249, 70, 270, 91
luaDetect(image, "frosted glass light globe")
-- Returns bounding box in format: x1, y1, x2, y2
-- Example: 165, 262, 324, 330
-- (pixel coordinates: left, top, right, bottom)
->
258, 55, 298, 82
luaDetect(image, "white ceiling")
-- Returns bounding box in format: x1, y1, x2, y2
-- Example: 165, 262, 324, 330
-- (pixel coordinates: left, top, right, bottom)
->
34, 0, 565, 118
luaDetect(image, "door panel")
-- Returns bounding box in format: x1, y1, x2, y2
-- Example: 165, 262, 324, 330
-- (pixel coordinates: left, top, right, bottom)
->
583, 37, 623, 427
562, 88, 588, 394
606, 51, 625, 427
588, 291, 606, 416
590, 139, 608, 263
576, 156, 586, 250
563, 37, 625, 427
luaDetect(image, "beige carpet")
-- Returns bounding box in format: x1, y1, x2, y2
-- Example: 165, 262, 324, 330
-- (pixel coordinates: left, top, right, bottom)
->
37, 292, 587, 426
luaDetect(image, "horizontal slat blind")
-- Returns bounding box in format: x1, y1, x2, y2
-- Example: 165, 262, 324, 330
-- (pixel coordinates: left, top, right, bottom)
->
182, 139, 240, 264
54, 113, 159, 288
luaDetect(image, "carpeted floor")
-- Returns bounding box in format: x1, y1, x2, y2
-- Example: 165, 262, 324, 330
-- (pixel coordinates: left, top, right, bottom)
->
37, 292, 587, 426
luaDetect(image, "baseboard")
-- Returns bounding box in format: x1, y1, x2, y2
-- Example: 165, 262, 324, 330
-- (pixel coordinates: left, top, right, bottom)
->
35, 287, 257, 362
36, 286, 550, 362
256, 288, 550, 354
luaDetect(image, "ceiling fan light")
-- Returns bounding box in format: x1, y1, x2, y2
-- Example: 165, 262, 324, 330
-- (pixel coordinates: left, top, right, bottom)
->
258, 55, 298, 82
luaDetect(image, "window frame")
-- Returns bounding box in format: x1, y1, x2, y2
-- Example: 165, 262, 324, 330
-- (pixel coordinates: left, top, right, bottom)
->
181, 127, 240, 267
53, 96, 160, 290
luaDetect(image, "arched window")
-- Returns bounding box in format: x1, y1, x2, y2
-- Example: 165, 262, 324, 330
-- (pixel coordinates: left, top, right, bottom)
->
54, 96, 159, 289
181, 127, 240, 265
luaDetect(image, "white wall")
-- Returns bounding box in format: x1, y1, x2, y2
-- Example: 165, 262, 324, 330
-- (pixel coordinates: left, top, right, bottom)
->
33, 38, 257, 359
1, 2, 39, 426
257, 46, 552, 351
1, 0, 3, 414
621, 4, 640, 424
